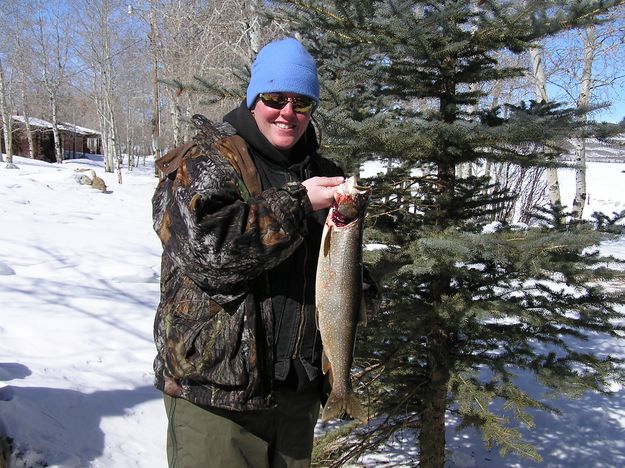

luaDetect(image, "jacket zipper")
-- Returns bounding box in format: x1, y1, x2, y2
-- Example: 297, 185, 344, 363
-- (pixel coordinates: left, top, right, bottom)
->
292, 242, 309, 359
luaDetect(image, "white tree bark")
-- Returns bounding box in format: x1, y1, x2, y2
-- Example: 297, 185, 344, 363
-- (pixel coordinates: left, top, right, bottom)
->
96, 94, 109, 167
0, 58, 14, 167
168, 87, 182, 148
35, 17, 68, 164
12, 21, 36, 160
101, 1, 120, 176
50, 98, 63, 164
483, 74, 506, 182
74, 0, 123, 176
244, 0, 264, 59
19, 77, 35, 160
572, 25, 596, 220
125, 103, 134, 171
529, 46, 561, 206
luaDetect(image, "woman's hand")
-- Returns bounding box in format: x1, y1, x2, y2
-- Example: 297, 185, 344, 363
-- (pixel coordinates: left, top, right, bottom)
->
301, 176, 344, 211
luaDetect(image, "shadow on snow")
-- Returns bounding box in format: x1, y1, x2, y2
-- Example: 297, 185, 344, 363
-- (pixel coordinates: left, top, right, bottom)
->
0, 373, 160, 467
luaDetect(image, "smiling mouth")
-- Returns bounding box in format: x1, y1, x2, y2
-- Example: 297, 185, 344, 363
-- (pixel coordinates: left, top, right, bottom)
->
274, 122, 296, 130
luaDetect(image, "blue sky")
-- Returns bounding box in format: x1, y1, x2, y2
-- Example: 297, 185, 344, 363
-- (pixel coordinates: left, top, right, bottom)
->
543, 21, 625, 124
594, 101, 624, 123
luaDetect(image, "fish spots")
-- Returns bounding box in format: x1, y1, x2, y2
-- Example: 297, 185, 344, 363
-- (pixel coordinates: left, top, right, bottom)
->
315, 176, 370, 423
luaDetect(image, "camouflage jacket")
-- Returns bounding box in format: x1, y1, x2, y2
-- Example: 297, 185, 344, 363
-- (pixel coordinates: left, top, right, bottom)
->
152, 116, 320, 411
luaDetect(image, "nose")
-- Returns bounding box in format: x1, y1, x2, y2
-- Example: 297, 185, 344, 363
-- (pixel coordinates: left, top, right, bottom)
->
280, 101, 296, 117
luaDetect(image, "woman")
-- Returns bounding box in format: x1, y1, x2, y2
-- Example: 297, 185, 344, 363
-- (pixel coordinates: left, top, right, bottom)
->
152, 37, 344, 467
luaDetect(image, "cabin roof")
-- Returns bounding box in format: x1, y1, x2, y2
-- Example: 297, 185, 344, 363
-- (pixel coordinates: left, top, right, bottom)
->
11, 115, 100, 136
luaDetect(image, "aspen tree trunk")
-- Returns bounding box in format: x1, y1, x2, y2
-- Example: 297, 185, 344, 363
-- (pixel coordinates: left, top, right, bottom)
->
0, 58, 14, 167
100, 3, 121, 181
106, 82, 122, 182
125, 105, 134, 171
485, 65, 505, 182
14, 27, 34, 159
105, 101, 121, 182
96, 94, 111, 171
104, 106, 119, 178
106, 132, 115, 172
50, 97, 63, 163
148, 0, 161, 178
168, 87, 182, 148
572, 138, 587, 220
181, 94, 193, 143
572, 25, 595, 220
20, 84, 35, 159
94, 76, 113, 172
36, 17, 67, 164
75, 0, 123, 178
244, 0, 264, 59
529, 47, 561, 206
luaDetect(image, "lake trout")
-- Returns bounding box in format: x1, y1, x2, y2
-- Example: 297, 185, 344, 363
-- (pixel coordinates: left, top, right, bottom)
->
316, 175, 370, 423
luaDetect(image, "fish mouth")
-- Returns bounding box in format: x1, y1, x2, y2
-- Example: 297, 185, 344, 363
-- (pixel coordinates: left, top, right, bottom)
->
331, 176, 371, 227
338, 176, 369, 196
331, 202, 357, 227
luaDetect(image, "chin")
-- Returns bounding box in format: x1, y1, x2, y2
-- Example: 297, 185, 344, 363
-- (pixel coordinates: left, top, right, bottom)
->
272, 139, 297, 150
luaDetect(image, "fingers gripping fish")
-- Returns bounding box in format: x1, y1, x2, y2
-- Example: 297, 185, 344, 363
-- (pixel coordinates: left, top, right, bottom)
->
316, 176, 370, 423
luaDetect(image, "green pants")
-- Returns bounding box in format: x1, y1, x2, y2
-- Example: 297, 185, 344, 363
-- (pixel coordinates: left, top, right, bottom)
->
164, 388, 320, 468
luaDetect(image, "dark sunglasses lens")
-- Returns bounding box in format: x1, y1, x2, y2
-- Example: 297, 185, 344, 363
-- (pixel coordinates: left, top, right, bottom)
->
292, 98, 314, 113
260, 94, 314, 113
261, 94, 287, 109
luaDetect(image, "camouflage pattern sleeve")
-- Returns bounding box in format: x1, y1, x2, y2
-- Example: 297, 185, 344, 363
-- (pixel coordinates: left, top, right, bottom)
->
152, 143, 313, 304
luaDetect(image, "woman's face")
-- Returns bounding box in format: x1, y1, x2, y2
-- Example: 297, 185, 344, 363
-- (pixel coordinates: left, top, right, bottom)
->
251, 93, 313, 151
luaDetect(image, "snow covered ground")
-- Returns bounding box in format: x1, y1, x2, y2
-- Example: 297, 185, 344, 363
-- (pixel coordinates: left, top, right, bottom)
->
0, 154, 623, 467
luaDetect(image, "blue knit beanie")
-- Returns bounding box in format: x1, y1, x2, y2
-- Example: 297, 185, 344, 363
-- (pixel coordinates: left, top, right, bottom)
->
246, 37, 320, 109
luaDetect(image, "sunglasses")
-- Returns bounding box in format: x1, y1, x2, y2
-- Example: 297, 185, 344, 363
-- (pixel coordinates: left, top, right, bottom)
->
258, 93, 316, 114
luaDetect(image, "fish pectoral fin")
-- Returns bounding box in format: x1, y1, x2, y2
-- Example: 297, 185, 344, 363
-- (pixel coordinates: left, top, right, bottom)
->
322, 225, 332, 257
321, 351, 332, 378
321, 351, 329, 373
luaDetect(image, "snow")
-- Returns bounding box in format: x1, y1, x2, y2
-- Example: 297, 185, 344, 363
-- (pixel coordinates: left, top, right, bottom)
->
11, 116, 100, 135
0, 154, 624, 467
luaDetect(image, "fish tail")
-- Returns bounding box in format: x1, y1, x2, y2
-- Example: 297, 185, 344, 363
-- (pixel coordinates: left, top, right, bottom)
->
321, 390, 368, 423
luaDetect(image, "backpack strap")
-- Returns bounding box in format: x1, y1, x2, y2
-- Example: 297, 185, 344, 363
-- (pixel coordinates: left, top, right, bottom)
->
215, 135, 262, 198
156, 142, 195, 177
156, 114, 262, 199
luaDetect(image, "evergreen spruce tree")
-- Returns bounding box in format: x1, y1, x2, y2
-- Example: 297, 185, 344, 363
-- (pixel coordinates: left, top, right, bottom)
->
266, 1, 625, 466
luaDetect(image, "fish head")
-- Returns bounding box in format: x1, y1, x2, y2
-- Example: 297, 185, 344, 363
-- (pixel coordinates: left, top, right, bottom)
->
331, 176, 371, 226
